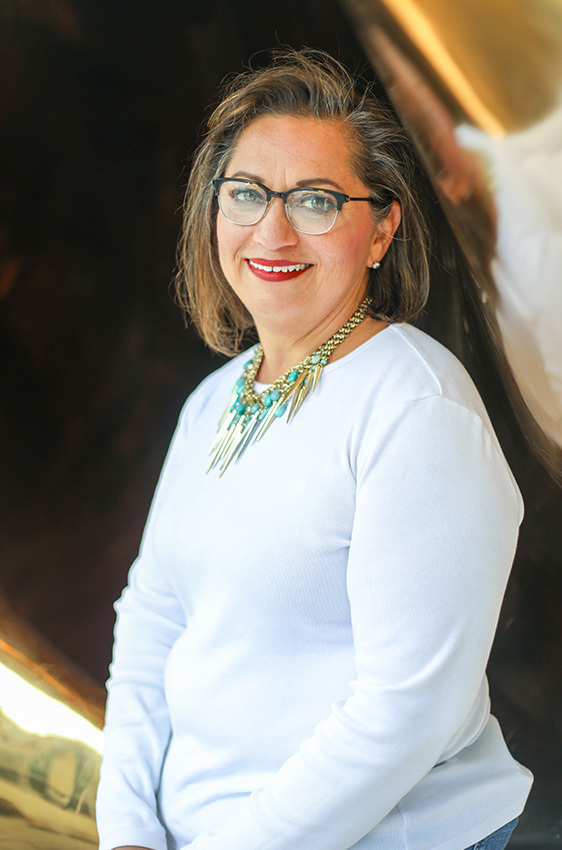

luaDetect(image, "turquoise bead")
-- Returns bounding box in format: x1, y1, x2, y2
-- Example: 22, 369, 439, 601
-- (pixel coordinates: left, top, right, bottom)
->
270, 389, 280, 401
310, 354, 321, 364
263, 395, 273, 407
258, 410, 267, 421
320, 357, 327, 366
288, 370, 299, 382
250, 402, 260, 414
235, 402, 247, 414
275, 403, 288, 417
244, 359, 254, 370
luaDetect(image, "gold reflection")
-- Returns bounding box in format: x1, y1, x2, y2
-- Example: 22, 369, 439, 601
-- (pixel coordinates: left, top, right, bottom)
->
348, 0, 562, 133
367, 0, 505, 134
0, 597, 103, 847
345, 0, 562, 477
0, 662, 102, 752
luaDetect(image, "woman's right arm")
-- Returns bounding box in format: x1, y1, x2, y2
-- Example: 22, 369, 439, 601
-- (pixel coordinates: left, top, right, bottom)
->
96, 407, 189, 850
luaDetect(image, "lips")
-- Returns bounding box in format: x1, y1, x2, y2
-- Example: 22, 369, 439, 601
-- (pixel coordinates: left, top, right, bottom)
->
246, 258, 312, 282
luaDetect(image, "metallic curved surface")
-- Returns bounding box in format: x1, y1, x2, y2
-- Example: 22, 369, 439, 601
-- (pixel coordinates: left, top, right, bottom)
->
346, 0, 562, 476
0, 593, 103, 848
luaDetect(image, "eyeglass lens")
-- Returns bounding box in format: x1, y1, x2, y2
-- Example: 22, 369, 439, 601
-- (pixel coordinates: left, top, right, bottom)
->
216, 180, 339, 234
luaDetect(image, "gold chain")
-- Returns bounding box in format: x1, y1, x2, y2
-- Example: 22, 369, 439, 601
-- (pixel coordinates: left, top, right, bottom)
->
239, 295, 372, 409
208, 296, 372, 474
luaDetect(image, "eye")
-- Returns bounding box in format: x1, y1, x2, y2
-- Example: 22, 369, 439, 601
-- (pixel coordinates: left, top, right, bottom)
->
230, 186, 264, 204
295, 191, 338, 214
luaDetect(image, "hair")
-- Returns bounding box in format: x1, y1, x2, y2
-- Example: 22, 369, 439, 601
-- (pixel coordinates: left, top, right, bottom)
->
175, 48, 431, 356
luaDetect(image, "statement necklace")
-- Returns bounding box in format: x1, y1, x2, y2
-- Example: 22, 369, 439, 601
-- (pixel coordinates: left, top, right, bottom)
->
208, 296, 372, 474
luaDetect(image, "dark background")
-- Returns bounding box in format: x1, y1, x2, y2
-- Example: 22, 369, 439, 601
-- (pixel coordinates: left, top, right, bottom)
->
1, 1, 560, 845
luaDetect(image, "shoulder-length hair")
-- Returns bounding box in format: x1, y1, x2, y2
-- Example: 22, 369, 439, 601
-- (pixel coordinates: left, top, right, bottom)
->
176, 49, 431, 356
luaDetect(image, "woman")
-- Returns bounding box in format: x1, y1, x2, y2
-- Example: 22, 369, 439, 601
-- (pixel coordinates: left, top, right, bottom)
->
96, 50, 532, 850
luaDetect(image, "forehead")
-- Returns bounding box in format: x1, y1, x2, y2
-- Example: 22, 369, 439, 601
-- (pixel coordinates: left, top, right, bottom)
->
225, 114, 360, 187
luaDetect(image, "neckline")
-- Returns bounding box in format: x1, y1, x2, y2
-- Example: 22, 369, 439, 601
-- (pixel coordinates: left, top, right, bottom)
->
253, 323, 397, 390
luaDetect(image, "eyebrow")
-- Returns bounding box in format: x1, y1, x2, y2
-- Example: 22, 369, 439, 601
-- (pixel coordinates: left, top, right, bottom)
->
229, 171, 346, 192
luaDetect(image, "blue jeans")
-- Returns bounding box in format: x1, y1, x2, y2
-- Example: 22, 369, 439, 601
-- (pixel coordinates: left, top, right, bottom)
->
464, 818, 519, 850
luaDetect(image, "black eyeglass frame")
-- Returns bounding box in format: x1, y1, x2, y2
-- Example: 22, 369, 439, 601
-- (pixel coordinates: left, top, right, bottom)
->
211, 177, 374, 233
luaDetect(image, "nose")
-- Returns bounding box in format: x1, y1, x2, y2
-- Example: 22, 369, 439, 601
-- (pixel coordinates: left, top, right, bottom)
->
253, 197, 299, 249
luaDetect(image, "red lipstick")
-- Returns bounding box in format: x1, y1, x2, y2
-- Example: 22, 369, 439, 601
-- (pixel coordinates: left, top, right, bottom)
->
246, 258, 312, 282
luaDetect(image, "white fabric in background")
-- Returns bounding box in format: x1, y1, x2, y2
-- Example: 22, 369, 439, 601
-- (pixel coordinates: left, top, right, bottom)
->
457, 101, 562, 447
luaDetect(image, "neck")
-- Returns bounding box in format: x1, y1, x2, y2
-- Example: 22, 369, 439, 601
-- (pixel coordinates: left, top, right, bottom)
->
256, 313, 388, 384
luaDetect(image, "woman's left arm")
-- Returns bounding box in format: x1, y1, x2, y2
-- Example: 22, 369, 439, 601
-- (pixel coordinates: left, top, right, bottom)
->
184, 395, 523, 850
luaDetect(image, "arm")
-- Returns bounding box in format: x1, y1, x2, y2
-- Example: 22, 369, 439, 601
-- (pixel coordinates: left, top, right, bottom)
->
96, 410, 189, 850
183, 396, 522, 850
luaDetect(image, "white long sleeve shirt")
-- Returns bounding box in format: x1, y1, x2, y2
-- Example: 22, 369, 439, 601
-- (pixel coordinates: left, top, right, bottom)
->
96, 323, 532, 850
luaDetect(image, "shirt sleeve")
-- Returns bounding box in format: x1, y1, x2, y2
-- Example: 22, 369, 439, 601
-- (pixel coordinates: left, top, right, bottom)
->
96, 405, 190, 850
181, 395, 523, 850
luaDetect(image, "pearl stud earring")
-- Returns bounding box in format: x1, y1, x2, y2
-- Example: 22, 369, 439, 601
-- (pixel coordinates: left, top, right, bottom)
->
371, 261, 380, 269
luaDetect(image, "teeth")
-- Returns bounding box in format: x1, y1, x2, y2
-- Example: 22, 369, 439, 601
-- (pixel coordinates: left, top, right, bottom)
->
249, 260, 310, 273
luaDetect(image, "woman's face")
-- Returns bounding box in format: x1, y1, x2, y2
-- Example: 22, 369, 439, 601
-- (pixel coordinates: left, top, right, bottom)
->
216, 114, 400, 344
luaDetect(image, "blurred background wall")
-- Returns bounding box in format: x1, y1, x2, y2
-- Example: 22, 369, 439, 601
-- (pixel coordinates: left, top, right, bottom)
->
1, 1, 560, 845
1, 0, 372, 680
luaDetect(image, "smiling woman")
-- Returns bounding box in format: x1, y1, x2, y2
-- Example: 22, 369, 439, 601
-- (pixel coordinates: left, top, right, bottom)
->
215, 114, 401, 381
96, 50, 532, 850
177, 50, 430, 358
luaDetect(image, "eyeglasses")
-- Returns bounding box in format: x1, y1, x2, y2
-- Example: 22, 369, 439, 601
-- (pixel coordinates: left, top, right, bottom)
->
212, 177, 374, 235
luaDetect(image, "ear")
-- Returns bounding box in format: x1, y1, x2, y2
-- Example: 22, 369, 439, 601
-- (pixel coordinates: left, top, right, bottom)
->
368, 201, 401, 266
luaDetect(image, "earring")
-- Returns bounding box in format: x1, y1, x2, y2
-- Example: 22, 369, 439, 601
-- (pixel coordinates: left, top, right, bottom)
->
371, 261, 380, 269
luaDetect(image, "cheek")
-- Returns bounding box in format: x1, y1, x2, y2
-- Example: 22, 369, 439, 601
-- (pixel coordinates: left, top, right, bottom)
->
216, 216, 240, 266
216, 219, 250, 298
216, 216, 230, 268
322, 227, 375, 271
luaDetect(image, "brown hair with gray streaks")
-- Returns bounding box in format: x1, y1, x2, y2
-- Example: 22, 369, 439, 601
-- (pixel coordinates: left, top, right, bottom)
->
176, 48, 430, 355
